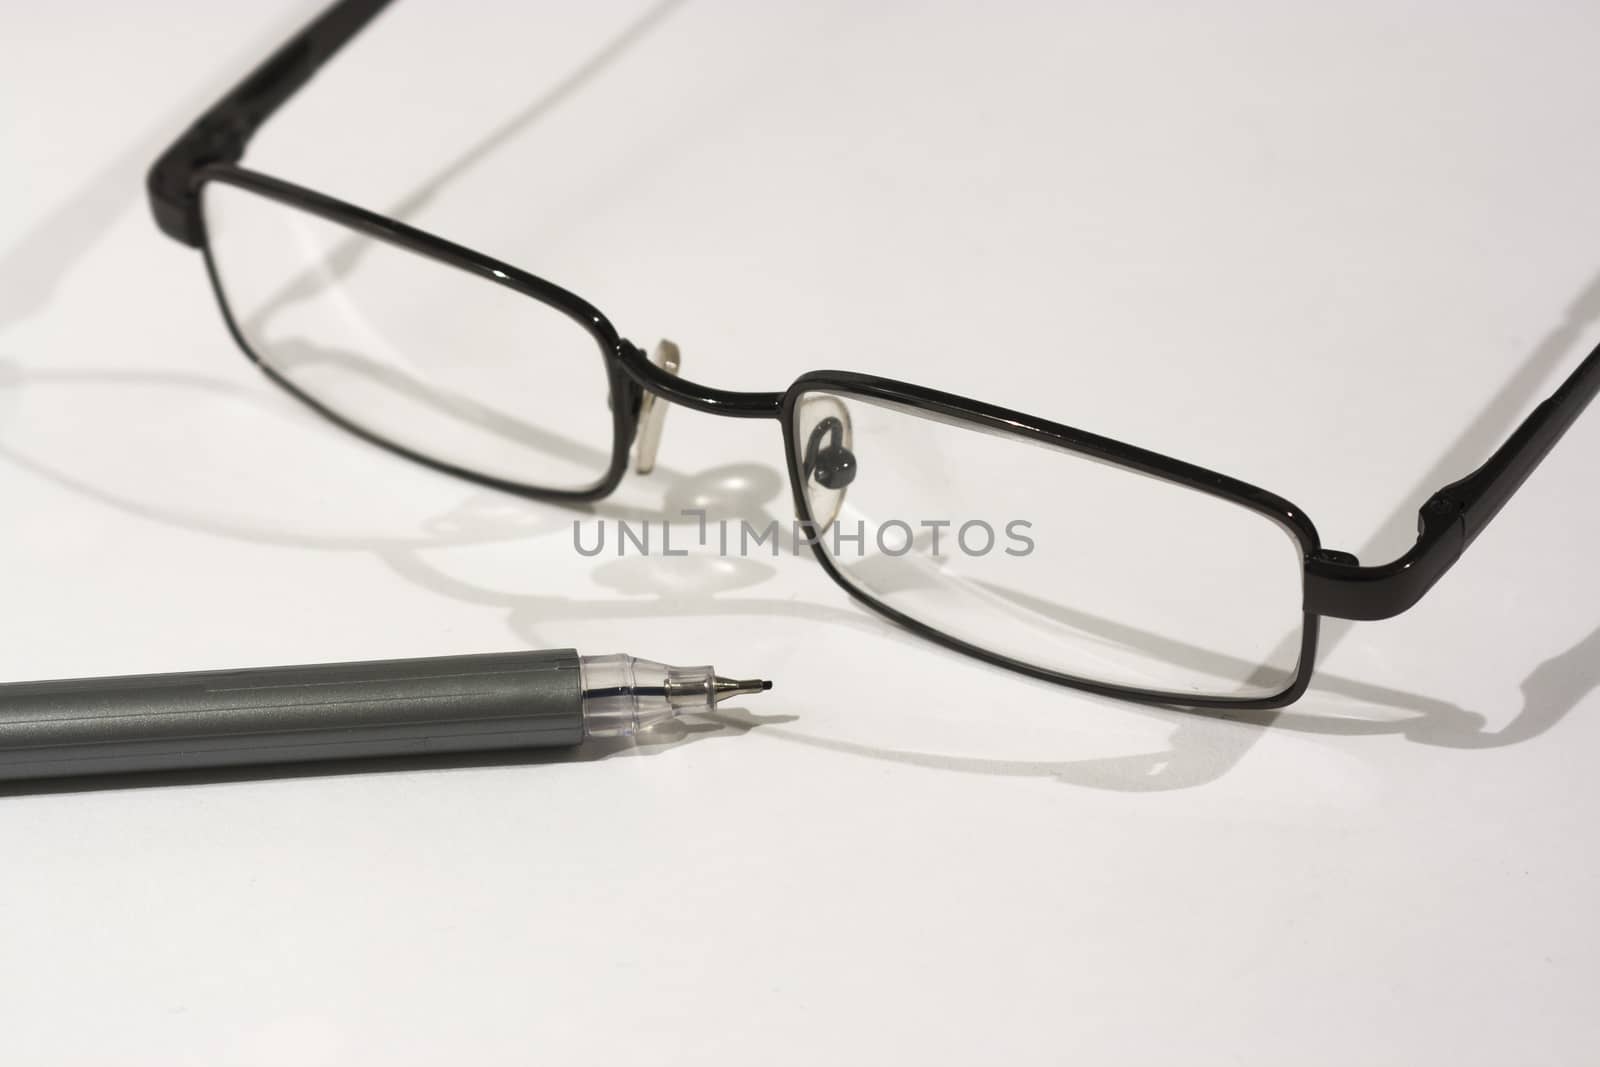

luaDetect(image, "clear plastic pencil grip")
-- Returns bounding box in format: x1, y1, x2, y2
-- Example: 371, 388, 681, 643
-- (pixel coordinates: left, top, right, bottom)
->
577, 654, 719, 738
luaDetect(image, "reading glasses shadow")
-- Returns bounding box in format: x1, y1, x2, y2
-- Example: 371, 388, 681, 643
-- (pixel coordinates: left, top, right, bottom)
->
148, 0, 1600, 710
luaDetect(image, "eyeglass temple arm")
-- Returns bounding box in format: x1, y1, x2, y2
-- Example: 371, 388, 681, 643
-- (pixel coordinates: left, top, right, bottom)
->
148, 0, 394, 247
1306, 339, 1600, 620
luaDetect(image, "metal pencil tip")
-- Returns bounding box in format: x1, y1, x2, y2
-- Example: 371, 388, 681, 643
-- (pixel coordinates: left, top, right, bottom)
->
711, 676, 772, 704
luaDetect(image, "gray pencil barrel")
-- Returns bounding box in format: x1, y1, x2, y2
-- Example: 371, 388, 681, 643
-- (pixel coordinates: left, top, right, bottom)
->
0, 648, 584, 782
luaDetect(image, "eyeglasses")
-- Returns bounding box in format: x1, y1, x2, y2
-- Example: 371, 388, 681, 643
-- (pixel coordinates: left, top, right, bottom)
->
148, 0, 1599, 710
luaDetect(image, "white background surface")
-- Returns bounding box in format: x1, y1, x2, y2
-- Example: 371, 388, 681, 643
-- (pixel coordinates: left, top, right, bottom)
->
3, 2, 1600, 1063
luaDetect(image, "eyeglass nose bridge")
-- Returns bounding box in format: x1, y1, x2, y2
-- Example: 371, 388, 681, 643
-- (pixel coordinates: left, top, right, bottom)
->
614, 339, 783, 421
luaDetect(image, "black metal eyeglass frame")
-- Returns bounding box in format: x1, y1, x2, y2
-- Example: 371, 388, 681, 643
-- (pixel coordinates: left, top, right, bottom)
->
148, 0, 1599, 710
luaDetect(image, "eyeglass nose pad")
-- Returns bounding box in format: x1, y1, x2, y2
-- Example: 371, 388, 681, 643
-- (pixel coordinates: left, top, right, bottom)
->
798, 399, 855, 528
634, 339, 681, 475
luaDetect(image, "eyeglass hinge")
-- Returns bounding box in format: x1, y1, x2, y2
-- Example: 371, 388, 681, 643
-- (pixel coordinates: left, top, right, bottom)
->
147, 114, 249, 248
